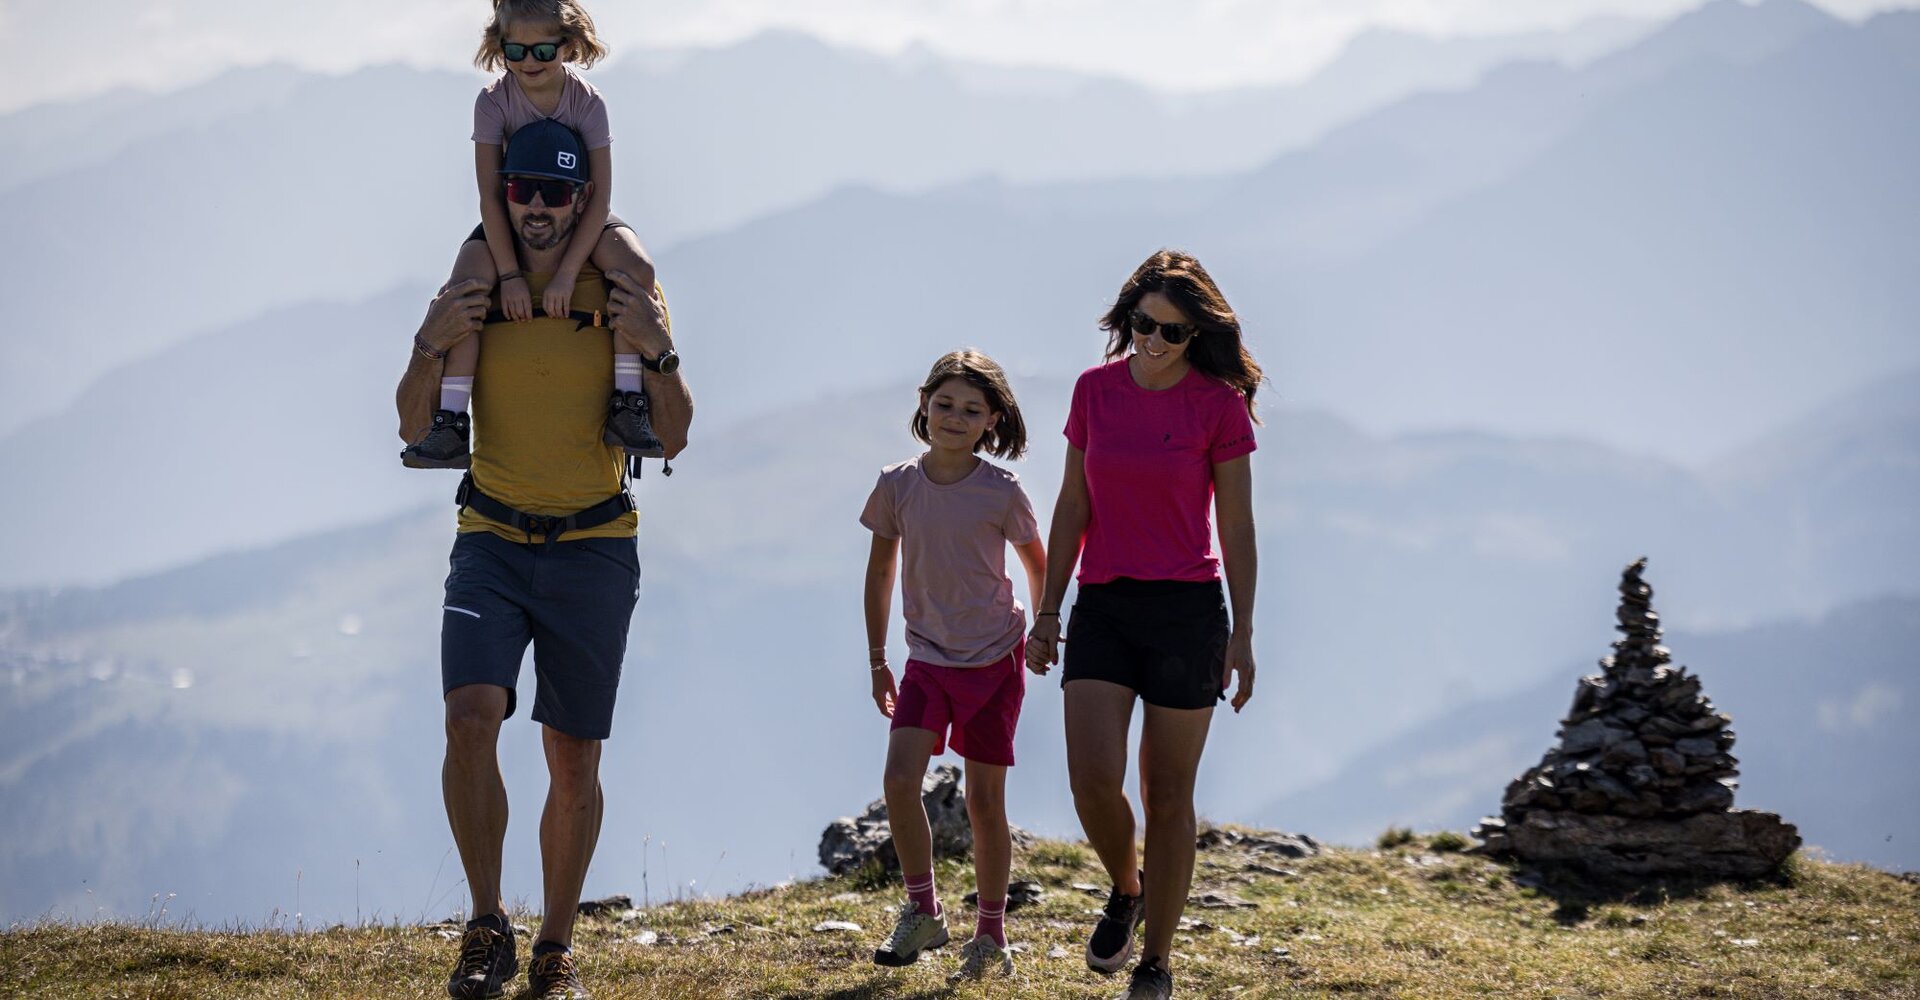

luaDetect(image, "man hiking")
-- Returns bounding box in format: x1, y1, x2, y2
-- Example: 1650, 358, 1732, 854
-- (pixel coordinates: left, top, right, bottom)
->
395, 118, 691, 1000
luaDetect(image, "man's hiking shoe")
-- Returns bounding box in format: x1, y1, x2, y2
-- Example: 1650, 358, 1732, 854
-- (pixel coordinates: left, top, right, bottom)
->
602, 390, 665, 458
1117, 957, 1173, 1000
403, 409, 472, 469
445, 920, 517, 999
526, 948, 590, 999
872, 902, 949, 967
948, 934, 1014, 982
1086, 879, 1146, 974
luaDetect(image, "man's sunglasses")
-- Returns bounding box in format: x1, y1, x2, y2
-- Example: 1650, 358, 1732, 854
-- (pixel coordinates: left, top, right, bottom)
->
502, 42, 561, 62
504, 177, 581, 206
1128, 309, 1199, 345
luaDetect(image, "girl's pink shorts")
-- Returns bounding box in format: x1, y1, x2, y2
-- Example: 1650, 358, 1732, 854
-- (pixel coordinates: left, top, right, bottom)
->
891, 639, 1026, 766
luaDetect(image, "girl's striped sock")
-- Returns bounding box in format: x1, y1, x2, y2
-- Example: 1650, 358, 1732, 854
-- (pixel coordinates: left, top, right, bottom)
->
904, 871, 939, 917
975, 896, 1007, 948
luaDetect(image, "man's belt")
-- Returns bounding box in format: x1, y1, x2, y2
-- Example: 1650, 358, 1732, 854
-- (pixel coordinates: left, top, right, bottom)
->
456, 473, 633, 549
482, 307, 607, 330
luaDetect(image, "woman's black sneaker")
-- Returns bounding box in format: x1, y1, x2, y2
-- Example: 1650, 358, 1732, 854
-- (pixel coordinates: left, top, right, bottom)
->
1085, 879, 1146, 974
445, 918, 517, 999
403, 409, 472, 469
1118, 957, 1174, 1000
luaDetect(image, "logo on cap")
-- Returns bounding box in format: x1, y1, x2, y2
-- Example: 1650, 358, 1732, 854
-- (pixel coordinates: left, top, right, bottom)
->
557, 151, 576, 170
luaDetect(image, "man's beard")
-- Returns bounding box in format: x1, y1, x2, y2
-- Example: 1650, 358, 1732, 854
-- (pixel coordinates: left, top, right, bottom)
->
518, 211, 575, 251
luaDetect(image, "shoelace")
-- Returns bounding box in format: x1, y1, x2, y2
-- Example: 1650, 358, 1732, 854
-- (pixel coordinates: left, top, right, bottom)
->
884, 909, 930, 952
456, 927, 501, 975
957, 937, 1001, 973
530, 951, 580, 997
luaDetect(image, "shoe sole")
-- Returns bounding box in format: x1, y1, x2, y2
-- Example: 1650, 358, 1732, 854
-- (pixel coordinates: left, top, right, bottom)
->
402, 453, 471, 469
872, 925, 951, 967
1085, 934, 1133, 976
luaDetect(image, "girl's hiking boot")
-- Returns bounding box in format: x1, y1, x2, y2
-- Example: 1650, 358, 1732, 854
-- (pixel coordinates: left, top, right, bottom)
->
1086, 878, 1146, 974
445, 918, 516, 999
872, 902, 949, 967
948, 934, 1014, 982
1118, 957, 1174, 1000
403, 410, 472, 469
527, 947, 590, 999
603, 390, 665, 458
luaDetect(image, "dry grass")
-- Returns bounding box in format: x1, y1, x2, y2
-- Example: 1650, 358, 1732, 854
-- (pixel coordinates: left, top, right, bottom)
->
5, 832, 1918, 999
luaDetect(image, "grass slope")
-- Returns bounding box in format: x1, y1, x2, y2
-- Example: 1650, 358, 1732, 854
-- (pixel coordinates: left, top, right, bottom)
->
4, 830, 1917, 999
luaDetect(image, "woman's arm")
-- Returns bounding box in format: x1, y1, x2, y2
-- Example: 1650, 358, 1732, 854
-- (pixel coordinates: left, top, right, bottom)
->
865, 534, 901, 716
1214, 454, 1257, 712
1027, 445, 1089, 668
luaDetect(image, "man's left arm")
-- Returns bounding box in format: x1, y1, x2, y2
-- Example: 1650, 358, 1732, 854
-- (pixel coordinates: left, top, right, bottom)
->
605, 254, 692, 459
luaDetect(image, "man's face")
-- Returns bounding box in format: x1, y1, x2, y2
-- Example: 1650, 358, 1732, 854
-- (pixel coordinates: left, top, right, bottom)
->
504, 175, 589, 251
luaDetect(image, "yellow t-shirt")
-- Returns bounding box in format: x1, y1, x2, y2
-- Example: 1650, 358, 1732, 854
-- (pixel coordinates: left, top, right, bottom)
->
457, 267, 660, 543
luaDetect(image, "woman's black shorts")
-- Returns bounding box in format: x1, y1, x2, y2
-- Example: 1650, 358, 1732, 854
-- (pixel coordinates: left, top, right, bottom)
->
1062, 578, 1228, 710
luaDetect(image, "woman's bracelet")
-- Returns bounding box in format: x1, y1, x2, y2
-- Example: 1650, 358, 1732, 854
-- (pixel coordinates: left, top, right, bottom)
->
412, 334, 447, 361
499, 270, 524, 284
1035, 611, 1060, 618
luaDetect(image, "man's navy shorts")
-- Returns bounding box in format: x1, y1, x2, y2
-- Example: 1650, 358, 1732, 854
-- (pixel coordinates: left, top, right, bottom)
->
441, 530, 640, 740
1062, 578, 1228, 710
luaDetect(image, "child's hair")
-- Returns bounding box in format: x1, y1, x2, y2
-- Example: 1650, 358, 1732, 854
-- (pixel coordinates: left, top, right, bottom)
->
911, 350, 1029, 460
475, 0, 610, 72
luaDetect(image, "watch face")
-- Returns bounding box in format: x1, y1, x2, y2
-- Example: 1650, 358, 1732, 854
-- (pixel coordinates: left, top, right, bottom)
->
656, 350, 680, 376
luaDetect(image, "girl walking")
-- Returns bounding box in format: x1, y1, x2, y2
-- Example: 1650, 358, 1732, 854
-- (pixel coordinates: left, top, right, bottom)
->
404, 0, 664, 469
1027, 250, 1263, 1000
861, 351, 1048, 982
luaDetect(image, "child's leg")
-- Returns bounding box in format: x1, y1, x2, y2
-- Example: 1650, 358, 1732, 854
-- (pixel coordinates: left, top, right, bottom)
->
963, 759, 1012, 946
590, 226, 657, 393
881, 728, 942, 913
439, 249, 496, 411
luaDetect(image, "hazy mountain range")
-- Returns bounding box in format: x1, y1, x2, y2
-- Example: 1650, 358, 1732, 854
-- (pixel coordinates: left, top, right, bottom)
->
0, 0, 1914, 927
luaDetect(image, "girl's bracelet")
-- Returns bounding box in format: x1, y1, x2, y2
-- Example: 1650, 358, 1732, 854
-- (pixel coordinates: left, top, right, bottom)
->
869, 660, 889, 673
499, 270, 524, 284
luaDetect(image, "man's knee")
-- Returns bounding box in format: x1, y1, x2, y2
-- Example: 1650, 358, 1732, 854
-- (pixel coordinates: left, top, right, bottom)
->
542, 727, 602, 791
445, 685, 508, 749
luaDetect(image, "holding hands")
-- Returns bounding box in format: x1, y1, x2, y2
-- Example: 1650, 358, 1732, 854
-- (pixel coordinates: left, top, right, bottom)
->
1025, 613, 1059, 675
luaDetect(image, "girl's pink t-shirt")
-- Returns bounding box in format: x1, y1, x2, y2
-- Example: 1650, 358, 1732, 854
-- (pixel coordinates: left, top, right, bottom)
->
472, 66, 612, 150
1065, 358, 1257, 585
860, 455, 1041, 668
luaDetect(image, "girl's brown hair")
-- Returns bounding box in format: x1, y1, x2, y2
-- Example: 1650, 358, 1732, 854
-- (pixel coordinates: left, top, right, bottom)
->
911, 350, 1029, 460
1099, 249, 1265, 422
475, 0, 610, 72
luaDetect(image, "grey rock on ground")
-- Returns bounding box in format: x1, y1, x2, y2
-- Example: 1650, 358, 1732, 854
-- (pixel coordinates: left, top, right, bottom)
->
818, 763, 1033, 874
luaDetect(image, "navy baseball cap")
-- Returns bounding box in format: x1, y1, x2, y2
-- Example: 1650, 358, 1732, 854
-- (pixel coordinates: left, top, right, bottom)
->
500, 119, 588, 184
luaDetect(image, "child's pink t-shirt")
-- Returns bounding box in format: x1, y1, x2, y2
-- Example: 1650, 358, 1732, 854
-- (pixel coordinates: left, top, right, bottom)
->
1065, 358, 1257, 585
860, 455, 1041, 668
472, 66, 612, 150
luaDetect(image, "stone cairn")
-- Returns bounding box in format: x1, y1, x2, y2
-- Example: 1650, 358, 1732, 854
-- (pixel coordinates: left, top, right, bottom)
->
1474, 559, 1800, 878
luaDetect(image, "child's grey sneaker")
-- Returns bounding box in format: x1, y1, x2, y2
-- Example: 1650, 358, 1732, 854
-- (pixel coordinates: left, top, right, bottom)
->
1085, 878, 1146, 974
1117, 957, 1173, 1000
947, 934, 1014, 982
403, 409, 472, 469
602, 390, 665, 458
872, 902, 950, 967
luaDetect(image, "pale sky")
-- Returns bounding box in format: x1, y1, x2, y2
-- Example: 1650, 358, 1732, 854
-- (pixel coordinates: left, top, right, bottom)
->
0, 0, 1914, 113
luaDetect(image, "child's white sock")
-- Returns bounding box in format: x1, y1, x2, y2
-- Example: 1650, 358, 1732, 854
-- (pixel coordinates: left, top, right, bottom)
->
439, 376, 474, 413
614, 355, 644, 394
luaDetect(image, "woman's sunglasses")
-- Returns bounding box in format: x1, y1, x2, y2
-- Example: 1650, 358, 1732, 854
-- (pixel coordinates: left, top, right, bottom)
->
504, 177, 581, 207
502, 42, 561, 63
1128, 309, 1199, 345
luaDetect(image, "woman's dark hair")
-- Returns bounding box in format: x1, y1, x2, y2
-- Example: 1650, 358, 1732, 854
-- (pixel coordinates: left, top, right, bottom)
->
1099, 249, 1264, 422
911, 350, 1029, 460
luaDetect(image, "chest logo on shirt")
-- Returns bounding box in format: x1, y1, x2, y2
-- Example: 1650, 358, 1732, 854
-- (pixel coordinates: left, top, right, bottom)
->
557, 151, 576, 170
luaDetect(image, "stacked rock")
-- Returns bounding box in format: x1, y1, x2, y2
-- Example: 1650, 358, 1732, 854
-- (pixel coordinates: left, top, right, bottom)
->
1475, 559, 1799, 878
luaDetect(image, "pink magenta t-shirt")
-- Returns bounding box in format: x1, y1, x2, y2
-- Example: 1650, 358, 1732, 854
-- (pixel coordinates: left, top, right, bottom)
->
860, 455, 1041, 667
1065, 358, 1257, 585
472, 66, 613, 149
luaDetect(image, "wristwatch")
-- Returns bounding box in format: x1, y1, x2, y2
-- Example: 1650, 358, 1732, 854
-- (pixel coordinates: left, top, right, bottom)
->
641, 348, 680, 376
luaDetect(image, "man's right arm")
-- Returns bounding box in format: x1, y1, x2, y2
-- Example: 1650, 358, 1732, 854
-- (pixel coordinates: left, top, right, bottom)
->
397, 252, 492, 443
